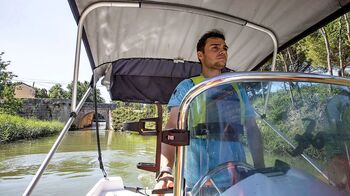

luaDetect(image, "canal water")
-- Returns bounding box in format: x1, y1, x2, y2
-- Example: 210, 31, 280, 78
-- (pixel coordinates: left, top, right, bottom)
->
0, 123, 157, 195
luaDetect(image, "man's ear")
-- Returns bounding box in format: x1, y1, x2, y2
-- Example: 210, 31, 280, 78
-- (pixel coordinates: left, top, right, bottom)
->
197, 51, 204, 62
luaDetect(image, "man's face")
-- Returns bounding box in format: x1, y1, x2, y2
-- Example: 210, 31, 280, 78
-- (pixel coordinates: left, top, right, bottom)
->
197, 37, 228, 71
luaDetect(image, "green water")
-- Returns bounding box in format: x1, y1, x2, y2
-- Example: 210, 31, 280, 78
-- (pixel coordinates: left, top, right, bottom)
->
0, 127, 157, 195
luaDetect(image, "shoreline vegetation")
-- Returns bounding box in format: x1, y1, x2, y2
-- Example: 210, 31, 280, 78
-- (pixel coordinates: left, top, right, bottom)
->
0, 113, 64, 144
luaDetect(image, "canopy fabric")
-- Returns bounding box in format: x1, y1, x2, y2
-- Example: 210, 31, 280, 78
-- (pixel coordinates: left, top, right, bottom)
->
68, 0, 350, 71
108, 58, 201, 103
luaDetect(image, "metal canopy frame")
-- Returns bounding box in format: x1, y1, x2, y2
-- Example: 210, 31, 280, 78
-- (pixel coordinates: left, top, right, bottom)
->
70, 1, 279, 110
70, 4, 278, 194
24, 2, 279, 195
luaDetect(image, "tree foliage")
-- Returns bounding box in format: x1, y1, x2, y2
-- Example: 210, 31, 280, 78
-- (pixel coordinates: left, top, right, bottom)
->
0, 52, 22, 114
305, 16, 350, 75
263, 13, 350, 76
47, 81, 105, 103
112, 101, 168, 130
48, 84, 66, 99
277, 41, 311, 72
35, 87, 49, 98
66, 81, 105, 103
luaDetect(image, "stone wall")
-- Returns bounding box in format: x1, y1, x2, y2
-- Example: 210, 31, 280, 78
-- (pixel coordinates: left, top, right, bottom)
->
18, 98, 71, 122
18, 98, 116, 129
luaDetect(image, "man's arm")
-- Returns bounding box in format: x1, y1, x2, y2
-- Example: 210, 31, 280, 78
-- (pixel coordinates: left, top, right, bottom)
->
154, 107, 179, 191
160, 107, 178, 170
245, 117, 265, 168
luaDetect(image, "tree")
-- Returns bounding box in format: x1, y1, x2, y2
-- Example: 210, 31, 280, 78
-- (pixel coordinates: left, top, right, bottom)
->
66, 81, 105, 103
112, 101, 168, 130
277, 41, 311, 72
305, 17, 350, 76
338, 14, 350, 76
48, 84, 66, 99
35, 87, 49, 98
320, 27, 333, 75
0, 52, 22, 114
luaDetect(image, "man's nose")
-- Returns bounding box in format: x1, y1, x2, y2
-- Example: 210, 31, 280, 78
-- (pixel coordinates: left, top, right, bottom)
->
219, 49, 227, 55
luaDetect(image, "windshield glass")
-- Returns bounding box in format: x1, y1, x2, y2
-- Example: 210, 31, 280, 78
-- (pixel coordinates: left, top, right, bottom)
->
185, 80, 350, 195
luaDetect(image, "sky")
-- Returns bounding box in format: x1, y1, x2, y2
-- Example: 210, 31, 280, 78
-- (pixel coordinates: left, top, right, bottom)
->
0, 0, 111, 102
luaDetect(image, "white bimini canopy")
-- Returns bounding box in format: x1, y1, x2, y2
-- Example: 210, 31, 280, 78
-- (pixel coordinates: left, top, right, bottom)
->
68, 0, 350, 71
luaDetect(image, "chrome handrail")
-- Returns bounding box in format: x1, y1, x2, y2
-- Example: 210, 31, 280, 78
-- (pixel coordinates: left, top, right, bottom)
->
176, 72, 350, 195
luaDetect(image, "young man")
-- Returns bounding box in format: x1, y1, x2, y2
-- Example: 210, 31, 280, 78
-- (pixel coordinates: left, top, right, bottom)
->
154, 29, 264, 192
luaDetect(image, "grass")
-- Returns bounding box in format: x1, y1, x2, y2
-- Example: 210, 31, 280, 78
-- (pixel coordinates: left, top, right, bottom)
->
0, 113, 64, 143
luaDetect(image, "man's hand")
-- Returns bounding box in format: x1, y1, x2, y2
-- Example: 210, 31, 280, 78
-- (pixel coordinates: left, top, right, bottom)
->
153, 173, 174, 195
153, 107, 178, 195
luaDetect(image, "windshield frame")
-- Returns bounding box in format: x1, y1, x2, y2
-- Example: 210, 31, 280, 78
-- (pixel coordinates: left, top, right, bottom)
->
174, 71, 350, 195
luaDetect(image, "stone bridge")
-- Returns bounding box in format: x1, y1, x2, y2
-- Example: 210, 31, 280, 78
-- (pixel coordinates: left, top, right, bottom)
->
18, 98, 116, 130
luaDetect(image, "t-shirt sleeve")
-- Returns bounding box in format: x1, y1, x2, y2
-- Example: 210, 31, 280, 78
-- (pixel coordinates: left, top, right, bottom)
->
167, 79, 194, 111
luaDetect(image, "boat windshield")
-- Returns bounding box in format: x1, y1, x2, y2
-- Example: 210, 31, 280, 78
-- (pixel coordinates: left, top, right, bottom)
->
185, 80, 350, 195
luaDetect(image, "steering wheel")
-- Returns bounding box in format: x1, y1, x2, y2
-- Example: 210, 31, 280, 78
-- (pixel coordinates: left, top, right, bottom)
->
191, 161, 253, 195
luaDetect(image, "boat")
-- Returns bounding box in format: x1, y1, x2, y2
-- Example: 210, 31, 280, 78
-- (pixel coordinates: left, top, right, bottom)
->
23, 0, 350, 195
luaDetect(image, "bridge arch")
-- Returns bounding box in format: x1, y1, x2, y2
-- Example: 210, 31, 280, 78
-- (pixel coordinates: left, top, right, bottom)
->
77, 111, 107, 129
17, 99, 116, 130
74, 103, 114, 130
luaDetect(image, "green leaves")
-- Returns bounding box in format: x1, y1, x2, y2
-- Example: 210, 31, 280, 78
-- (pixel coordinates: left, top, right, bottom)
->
0, 52, 22, 114
264, 13, 350, 76
48, 84, 66, 99
47, 81, 105, 103
112, 102, 168, 131
65, 81, 105, 103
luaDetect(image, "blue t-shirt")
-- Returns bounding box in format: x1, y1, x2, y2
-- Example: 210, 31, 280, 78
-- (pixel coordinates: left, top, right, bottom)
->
167, 78, 254, 118
168, 78, 255, 187
168, 79, 194, 111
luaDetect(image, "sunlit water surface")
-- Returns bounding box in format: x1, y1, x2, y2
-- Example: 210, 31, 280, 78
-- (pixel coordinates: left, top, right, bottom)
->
0, 124, 156, 195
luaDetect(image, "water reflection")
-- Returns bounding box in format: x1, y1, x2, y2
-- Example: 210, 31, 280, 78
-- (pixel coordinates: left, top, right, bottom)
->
0, 127, 156, 195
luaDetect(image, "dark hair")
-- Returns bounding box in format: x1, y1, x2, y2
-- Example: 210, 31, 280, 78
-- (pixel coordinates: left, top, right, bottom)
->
196, 29, 225, 52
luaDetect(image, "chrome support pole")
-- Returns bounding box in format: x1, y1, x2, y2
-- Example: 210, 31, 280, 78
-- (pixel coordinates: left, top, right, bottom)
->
23, 87, 93, 196
245, 23, 278, 115
71, 2, 139, 111
246, 23, 278, 71
174, 146, 185, 196
175, 92, 189, 196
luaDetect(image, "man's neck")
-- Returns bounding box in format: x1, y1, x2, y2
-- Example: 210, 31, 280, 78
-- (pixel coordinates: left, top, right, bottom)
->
202, 69, 221, 78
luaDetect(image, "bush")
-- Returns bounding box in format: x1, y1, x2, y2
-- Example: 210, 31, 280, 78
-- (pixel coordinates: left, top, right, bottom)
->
0, 113, 64, 143
112, 102, 168, 131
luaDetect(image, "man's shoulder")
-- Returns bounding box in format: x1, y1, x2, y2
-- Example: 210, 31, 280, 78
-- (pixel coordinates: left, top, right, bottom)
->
168, 78, 195, 110
177, 78, 195, 89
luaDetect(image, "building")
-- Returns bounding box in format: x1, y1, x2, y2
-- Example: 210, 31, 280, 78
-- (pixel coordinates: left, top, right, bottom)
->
14, 82, 35, 98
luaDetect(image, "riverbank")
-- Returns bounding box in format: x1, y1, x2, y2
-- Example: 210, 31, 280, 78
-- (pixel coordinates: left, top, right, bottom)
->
0, 113, 64, 143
